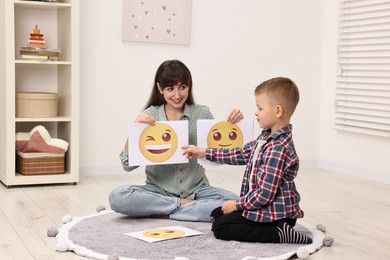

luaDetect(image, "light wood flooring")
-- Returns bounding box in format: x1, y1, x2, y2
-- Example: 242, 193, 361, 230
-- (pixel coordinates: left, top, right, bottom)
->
1, 167, 389, 260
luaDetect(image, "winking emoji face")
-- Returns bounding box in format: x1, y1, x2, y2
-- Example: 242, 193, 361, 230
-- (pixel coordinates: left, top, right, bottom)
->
207, 121, 244, 148
143, 228, 185, 239
139, 122, 178, 163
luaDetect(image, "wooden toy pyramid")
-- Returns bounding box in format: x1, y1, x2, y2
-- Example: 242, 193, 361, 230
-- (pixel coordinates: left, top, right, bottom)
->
28, 25, 46, 48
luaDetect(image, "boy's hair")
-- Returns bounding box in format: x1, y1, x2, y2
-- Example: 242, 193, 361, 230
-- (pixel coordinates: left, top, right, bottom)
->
254, 77, 300, 117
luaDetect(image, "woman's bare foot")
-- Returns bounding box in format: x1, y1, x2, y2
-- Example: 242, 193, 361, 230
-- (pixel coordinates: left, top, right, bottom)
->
180, 198, 194, 205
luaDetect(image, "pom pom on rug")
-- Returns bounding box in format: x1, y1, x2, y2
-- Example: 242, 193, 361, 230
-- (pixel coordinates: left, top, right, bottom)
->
47, 226, 58, 237
62, 214, 73, 224
96, 205, 106, 212
56, 241, 69, 252
107, 253, 120, 260
316, 223, 327, 232
296, 247, 310, 259
323, 236, 334, 247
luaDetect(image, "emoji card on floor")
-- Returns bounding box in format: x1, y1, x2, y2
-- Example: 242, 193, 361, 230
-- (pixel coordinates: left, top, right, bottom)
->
128, 121, 188, 166
197, 119, 254, 168
125, 226, 203, 243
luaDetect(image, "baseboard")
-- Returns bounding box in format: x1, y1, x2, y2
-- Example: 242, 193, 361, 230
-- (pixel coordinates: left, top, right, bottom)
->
80, 159, 390, 185
80, 165, 125, 176
80, 160, 319, 176
299, 158, 318, 169
317, 159, 390, 185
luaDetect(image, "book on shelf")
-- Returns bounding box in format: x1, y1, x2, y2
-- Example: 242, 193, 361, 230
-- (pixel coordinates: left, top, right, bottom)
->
22, 0, 57, 1
20, 54, 49, 60
19, 47, 61, 58
28, 43, 47, 48
20, 47, 37, 52
38, 49, 60, 57
19, 51, 39, 55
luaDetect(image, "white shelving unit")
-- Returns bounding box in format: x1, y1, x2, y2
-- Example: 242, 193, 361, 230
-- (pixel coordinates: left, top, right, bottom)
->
0, 0, 79, 186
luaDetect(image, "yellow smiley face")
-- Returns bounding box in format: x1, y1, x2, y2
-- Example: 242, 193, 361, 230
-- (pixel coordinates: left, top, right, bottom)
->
139, 122, 178, 163
207, 121, 244, 148
143, 228, 186, 239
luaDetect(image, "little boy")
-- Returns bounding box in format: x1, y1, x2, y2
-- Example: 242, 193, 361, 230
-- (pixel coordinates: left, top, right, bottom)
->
182, 77, 312, 244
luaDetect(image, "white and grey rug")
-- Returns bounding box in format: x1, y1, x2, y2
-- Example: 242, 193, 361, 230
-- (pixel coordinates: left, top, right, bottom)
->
55, 210, 327, 260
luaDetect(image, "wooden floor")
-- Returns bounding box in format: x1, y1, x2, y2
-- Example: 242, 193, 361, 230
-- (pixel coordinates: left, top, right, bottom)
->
1, 167, 389, 260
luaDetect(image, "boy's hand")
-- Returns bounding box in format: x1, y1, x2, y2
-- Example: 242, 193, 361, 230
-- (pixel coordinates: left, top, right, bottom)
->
221, 200, 238, 215
227, 108, 244, 124
182, 145, 206, 159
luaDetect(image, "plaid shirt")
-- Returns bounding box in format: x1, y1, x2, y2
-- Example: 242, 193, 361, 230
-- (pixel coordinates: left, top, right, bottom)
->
206, 124, 304, 222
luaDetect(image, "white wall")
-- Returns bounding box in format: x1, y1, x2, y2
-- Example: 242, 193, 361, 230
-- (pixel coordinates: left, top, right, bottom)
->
79, 1, 324, 175
319, 1, 390, 184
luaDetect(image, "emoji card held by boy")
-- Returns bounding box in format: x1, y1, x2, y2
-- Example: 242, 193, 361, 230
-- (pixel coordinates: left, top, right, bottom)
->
128, 121, 188, 166
197, 119, 254, 168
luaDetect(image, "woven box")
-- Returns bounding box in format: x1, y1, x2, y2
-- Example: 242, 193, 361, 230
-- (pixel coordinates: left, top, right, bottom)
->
16, 92, 58, 118
16, 152, 65, 175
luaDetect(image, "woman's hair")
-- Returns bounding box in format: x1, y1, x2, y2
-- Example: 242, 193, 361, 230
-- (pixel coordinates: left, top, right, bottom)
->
144, 60, 195, 109
254, 77, 300, 117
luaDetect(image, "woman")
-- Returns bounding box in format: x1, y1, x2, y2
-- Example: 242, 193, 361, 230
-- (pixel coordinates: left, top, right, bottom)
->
109, 60, 243, 222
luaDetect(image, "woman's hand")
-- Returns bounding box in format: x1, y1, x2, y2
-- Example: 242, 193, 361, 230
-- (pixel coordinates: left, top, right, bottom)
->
182, 145, 206, 159
135, 113, 156, 125
124, 113, 156, 150
227, 108, 244, 124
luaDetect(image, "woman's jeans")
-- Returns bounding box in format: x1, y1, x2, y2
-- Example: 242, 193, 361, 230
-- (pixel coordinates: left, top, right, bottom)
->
109, 183, 238, 222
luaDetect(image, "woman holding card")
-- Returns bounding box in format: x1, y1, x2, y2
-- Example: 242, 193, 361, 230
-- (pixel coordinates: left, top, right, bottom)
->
109, 59, 243, 222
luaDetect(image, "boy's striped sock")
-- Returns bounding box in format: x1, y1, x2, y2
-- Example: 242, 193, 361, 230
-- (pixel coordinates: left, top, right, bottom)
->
277, 222, 313, 244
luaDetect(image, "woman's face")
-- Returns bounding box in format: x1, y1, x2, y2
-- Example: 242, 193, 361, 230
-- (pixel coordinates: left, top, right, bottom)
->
159, 82, 189, 110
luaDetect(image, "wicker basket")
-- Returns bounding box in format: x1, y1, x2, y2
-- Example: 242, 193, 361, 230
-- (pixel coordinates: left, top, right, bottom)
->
16, 152, 65, 175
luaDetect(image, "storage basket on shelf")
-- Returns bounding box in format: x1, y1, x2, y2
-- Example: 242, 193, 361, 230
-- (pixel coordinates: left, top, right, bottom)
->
16, 92, 58, 118
16, 152, 65, 175
15, 125, 69, 175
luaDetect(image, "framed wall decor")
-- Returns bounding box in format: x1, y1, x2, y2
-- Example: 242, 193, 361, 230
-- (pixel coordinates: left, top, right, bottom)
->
122, 0, 192, 45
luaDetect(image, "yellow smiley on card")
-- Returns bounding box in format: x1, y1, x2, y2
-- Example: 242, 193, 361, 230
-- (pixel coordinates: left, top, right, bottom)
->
207, 121, 244, 148
139, 122, 178, 163
143, 228, 186, 239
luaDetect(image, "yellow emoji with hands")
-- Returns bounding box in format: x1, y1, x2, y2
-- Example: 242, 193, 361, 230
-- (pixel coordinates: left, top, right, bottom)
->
207, 121, 244, 148
139, 122, 178, 163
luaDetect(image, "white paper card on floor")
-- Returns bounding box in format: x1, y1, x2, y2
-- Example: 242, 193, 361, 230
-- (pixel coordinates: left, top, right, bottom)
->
125, 225, 203, 243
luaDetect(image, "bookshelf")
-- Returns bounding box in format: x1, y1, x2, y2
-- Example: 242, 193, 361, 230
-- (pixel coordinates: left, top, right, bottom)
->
0, 0, 79, 186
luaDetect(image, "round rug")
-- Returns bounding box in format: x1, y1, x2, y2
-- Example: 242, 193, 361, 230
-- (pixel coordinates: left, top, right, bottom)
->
56, 210, 326, 260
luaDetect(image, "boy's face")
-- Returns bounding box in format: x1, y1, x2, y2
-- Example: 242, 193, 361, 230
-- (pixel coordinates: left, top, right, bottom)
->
255, 93, 277, 130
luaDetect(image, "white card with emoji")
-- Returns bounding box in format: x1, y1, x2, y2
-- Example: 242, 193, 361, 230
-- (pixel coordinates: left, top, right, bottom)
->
125, 225, 203, 243
196, 119, 254, 168
128, 121, 188, 166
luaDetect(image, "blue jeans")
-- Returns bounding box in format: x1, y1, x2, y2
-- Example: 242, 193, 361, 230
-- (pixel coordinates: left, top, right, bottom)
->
109, 183, 238, 222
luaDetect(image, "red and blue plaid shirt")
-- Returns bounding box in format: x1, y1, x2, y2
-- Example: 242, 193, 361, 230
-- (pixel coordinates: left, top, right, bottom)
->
205, 124, 304, 223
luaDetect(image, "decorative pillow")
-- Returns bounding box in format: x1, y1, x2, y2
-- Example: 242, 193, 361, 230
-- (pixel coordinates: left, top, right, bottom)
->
16, 125, 69, 153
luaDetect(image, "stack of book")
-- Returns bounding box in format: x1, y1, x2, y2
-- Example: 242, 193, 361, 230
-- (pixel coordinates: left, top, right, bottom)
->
19, 25, 61, 61
19, 47, 61, 60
